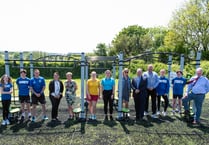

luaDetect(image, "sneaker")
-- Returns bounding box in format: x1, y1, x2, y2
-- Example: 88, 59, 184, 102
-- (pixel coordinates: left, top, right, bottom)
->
21, 115, 25, 121
171, 110, 175, 115
144, 111, 148, 116
93, 115, 97, 120
6, 119, 10, 125
110, 115, 114, 121
1, 120, 6, 125
104, 115, 108, 121
162, 111, 167, 116
151, 114, 158, 119
68, 115, 74, 120
31, 116, 36, 122
28, 113, 32, 119
42, 115, 48, 121
157, 111, 161, 115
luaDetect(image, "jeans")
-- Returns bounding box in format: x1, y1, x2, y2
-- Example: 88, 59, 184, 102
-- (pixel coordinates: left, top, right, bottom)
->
182, 93, 205, 122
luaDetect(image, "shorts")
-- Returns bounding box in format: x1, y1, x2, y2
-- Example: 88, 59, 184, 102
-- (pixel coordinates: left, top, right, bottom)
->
19, 95, 30, 103
66, 94, 76, 106
173, 95, 183, 99
87, 95, 99, 102
32, 94, 46, 105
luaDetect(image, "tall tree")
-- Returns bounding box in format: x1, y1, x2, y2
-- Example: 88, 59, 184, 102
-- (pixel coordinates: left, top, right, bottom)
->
168, 0, 209, 59
93, 43, 107, 56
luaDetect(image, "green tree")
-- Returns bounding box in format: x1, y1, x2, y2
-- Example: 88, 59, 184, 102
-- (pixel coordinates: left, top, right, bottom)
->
168, 0, 209, 59
93, 43, 107, 56
111, 25, 147, 57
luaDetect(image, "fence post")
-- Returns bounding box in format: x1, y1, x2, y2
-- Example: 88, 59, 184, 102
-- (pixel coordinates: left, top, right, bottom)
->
167, 54, 172, 100
30, 53, 34, 78
79, 52, 86, 121
112, 61, 116, 79
4, 51, 10, 76
195, 51, 201, 69
20, 52, 24, 70
117, 52, 123, 120
180, 54, 184, 72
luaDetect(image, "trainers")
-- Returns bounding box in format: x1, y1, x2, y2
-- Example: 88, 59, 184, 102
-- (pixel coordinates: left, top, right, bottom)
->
21, 115, 25, 121
144, 111, 148, 116
171, 110, 175, 115
31, 116, 36, 122
104, 115, 108, 121
157, 111, 161, 115
28, 113, 32, 119
42, 115, 48, 120
151, 114, 158, 119
1, 120, 6, 125
162, 111, 167, 116
6, 119, 10, 125
110, 115, 114, 121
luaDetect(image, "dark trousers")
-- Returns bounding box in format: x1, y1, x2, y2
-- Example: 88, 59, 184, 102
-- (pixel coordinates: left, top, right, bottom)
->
103, 90, 113, 115
50, 95, 62, 119
157, 95, 169, 112
145, 89, 157, 114
134, 95, 146, 119
2, 100, 11, 120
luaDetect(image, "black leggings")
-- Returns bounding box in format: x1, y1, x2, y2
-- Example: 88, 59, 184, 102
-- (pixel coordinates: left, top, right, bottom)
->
103, 90, 113, 115
157, 95, 169, 112
2, 100, 11, 120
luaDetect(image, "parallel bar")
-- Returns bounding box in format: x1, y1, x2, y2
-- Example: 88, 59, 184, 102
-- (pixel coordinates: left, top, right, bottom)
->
195, 51, 201, 69
167, 54, 172, 100
180, 54, 184, 72
20, 52, 24, 70
30, 53, 34, 78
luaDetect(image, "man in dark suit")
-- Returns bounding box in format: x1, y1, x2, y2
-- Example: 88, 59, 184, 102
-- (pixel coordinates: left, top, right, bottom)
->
132, 68, 147, 121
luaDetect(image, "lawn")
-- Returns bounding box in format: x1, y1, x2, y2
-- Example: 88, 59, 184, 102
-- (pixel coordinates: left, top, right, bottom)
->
0, 79, 209, 145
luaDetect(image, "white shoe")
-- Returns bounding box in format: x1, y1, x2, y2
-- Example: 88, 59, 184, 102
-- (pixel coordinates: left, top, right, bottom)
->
171, 110, 175, 115
162, 111, 167, 116
151, 114, 158, 119
157, 111, 161, 115
6, 119, 10, 125
1, 120, 6, 125
144, 112, 148, 116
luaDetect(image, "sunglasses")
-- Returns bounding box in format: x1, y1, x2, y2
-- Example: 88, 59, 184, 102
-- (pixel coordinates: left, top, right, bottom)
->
125, 71, 129, 74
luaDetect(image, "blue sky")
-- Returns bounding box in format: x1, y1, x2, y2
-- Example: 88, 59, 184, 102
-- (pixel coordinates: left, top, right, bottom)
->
0, 0, 187, 54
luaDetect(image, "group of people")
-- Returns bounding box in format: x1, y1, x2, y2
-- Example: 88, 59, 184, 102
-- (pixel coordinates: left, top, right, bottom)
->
122, 65, 209, 124
0, 64, 208, 125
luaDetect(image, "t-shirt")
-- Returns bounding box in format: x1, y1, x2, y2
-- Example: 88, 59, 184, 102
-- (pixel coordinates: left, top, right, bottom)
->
30, 77, 46, 94
87, 79, 100, 95
172, 77, 187, 95
101, 78, 115, 91
16, 77, 30, 96
156, 76, 170, 96
0, 83, 13, 100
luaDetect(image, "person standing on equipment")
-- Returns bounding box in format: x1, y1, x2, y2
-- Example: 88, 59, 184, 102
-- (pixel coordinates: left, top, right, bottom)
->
101, 70, 115, 121
30, 69, 48, 122
183, 68, 209, 124
16, 69, 31, 120
86, 71, 100, 121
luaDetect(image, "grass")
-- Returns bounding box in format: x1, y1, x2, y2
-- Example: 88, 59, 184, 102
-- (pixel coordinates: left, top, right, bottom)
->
0, 79, 209, 145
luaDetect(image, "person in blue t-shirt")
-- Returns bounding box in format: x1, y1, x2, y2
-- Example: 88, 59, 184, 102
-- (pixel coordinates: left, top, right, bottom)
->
101, 70, 115, 121
172, 70, 187, 114
156, 69, 170, 116
16, 69, 31, 120
30, 69, 48, 122
0, 74, 13, 125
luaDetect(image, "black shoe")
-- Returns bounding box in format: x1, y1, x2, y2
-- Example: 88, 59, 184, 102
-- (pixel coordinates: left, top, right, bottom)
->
110, 116, 114, 121
104, 115, 108, 121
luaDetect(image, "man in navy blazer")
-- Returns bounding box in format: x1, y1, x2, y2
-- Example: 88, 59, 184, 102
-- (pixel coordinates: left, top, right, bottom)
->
132, 68, 147, 121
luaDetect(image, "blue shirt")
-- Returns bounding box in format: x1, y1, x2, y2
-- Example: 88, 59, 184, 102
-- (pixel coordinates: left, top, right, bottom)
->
16, 77, 30, 96
101, 78, 115, 90
156, 76, 170, 95
30, 77, 46, 94
0, 83, 13, 100
143, 71, 159, 89
172, 77, 187, 95
187, 76, 209, 94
